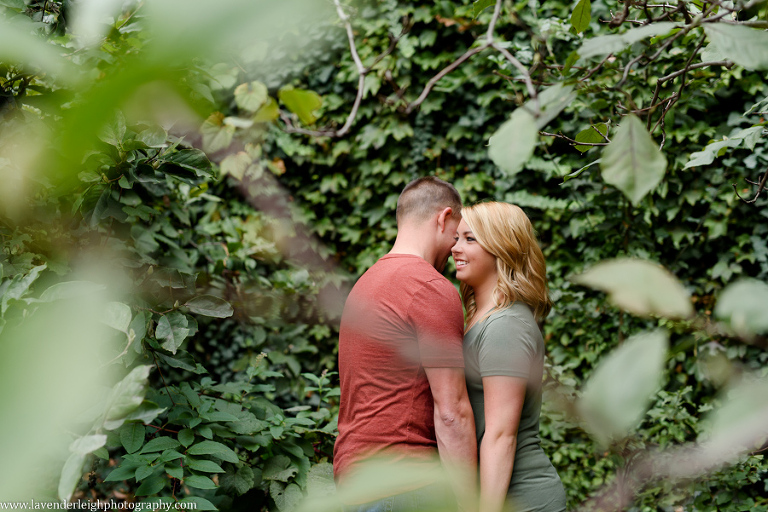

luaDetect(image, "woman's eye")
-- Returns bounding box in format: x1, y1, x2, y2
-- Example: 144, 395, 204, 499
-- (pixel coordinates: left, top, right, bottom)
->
467, 237, 475, 242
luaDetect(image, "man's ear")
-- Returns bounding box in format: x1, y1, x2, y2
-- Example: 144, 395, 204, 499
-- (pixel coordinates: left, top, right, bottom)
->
436, 207, 452, 232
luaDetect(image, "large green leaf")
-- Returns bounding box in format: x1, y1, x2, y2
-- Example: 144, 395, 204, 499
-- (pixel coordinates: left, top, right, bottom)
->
103, 365, 152, 430
38, 281, 106, 302
186, 458, 225, 473
570, 0, 591, 34
120, 423, 145, 454
103, 302, 132, 333
488, 108, 538, 176
574, 123, 608, 152
263, 455, 298, 482
714, 279, 768, 337
473, 0, 496, 18
69, 435, 107, 455
577, 330, 669, 446
271, 481, 304, 512
156, 312, 190, 354
279, 87, 322, 126
528, 83, 577, 129
185, 295, 234, 318
187, 440, 239, 463
704, 24, 768, 70
141, 436, 181, 453
58, 452, 87, 501
579, 22, 678, 59
699, 376, 768, 460
572, 258, 693, 318
600, 114, 667, 205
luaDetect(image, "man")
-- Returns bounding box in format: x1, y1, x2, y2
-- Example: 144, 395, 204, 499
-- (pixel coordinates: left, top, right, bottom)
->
333, 176, 477, 511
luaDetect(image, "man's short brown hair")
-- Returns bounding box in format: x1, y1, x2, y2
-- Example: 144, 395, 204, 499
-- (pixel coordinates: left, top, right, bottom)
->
396, 176, 462, 226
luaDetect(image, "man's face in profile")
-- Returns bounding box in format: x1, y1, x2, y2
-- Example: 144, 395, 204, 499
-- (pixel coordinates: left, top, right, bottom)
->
435, 214, 461, 273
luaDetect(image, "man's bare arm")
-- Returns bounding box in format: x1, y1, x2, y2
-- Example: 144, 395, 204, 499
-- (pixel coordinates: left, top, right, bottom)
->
424, 367, 477, 511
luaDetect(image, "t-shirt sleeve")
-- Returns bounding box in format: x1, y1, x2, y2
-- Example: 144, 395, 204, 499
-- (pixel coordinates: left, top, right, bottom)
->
477, 314, 539, 379
408, 278, 465, 368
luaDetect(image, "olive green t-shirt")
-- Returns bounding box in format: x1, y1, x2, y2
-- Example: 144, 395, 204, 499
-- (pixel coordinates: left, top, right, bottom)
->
463, 302, 566, 512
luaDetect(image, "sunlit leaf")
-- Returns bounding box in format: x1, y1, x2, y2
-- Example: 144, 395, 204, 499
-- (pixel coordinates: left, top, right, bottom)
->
69, 435, 107, 455
528, 83, 577, 129
38, 281, 106, 302
488, 108, 538, 176
103, 365, 152, 429
574, 123, 608, 152
570, 0, 591, 34
601, 114, 667, 205
578, 330, 669, 446
572, 258, 693, 318
279, 87, 322, 126
156, 312, 190, 354
704, 24, 768, 70
714, 278, 768, 337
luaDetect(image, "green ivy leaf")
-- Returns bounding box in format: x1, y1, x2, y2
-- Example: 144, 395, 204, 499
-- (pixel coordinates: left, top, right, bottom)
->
572, 258, 693, 318
185, 295, 234, 318
141, 436, 181, 453
186, 458, 225, 473
263, 455, 298, 482
135, 475, 165, 496
574, 123, 608, 152
472, 0, 496, 18
307, 462, 335, 497
577, 330, 669, 446
279, 86, 322, 126
488, 108, 538, 177
187, 440, 239, 463
714, 278, 768, 337
185, 474, 218, 490
178, 428, 195, 448
99, 111, 127, 148
270, 481, 303, 512
156, 312, 190, 354
600, 114, 667, 206
570, 0, 591, 34
704, 24, 768, 70
220, 464, 256, 496
235, 81, 269, 112
121, 423, 145, 454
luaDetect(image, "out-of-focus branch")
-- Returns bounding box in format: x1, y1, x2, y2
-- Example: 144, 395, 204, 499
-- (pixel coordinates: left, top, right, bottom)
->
281, 0, 410, 138
540, 131, 611, 146
733, 170, 768, 204
405, 0, 538, 114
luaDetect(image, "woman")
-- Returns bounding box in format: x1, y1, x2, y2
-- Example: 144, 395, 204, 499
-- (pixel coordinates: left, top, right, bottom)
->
451, 202, 566, 512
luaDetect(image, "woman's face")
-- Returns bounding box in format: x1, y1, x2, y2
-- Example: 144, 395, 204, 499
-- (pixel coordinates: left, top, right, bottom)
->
451, 219, 497, 288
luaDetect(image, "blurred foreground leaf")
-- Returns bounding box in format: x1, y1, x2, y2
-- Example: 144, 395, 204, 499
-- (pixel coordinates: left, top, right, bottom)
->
572, 258, 693, 318
714, 278, 768, 337
578, 330, 669, 446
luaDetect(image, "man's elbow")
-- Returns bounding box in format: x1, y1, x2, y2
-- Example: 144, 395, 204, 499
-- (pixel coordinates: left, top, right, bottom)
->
435, 400, 473, 428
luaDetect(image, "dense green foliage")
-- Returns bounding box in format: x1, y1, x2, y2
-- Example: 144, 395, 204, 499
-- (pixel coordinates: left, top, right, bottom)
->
2, 0, 768, 510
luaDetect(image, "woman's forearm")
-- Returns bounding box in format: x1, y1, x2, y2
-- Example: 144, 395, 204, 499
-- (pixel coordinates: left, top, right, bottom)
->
479, 432, 517, 512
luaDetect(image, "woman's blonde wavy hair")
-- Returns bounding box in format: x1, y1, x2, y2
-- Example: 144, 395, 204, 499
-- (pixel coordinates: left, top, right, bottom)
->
460, 202, 552, 326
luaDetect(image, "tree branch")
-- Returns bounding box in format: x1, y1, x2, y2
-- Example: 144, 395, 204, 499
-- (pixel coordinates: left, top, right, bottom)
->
733, 170, 768, 204
281, 1, 410, 137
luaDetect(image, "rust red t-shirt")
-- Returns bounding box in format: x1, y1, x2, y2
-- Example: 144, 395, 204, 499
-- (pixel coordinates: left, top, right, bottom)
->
333, 254, 465, 482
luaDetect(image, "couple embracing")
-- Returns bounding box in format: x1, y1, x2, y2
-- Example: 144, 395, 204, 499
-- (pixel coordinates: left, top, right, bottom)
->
333, 177, 567, 512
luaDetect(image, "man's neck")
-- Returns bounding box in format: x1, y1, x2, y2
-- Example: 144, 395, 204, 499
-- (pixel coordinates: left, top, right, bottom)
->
389, 227, 436, 268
